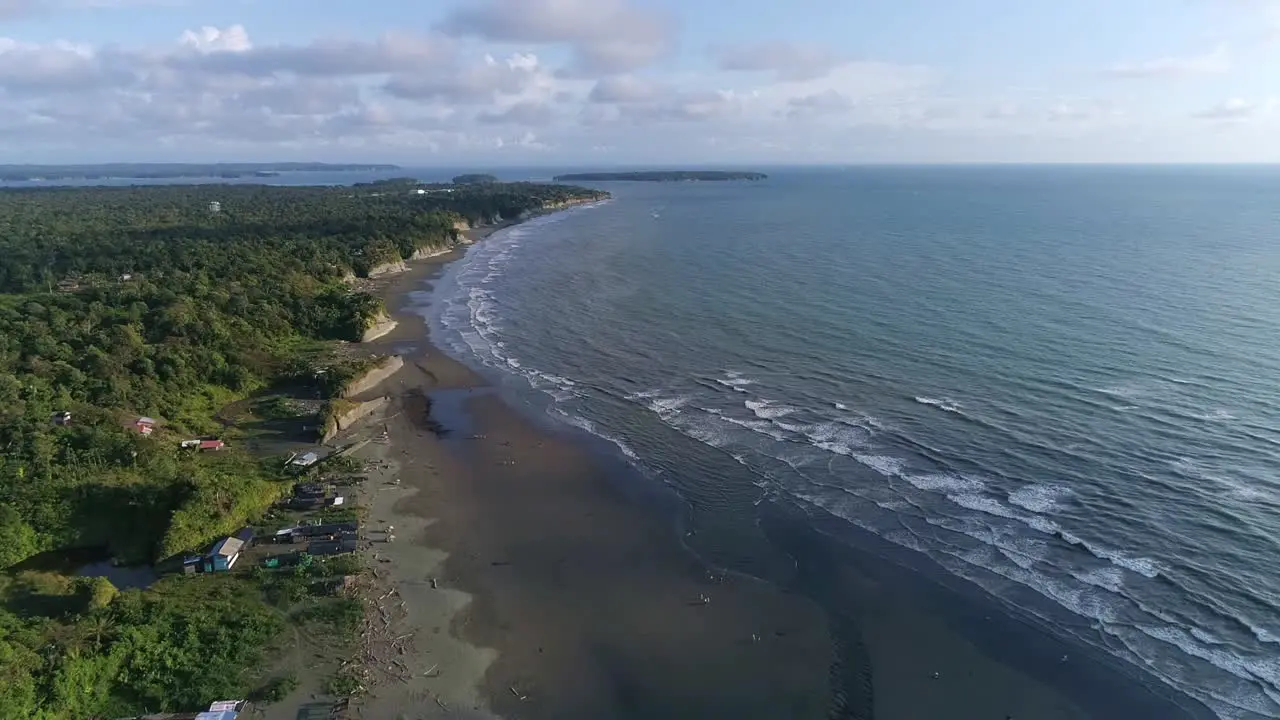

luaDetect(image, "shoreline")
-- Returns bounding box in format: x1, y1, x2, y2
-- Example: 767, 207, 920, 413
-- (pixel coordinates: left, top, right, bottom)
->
340, 217, 836, 719
327, 210, 1213, 719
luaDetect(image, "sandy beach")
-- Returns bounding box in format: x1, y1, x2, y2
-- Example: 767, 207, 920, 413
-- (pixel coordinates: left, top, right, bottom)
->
300, 218, 1213, 720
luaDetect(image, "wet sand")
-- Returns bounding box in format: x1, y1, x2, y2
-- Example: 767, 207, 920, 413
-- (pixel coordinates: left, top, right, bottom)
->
334, 220, 1214, 720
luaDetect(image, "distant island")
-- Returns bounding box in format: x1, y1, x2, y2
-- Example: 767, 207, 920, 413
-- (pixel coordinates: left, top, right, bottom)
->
452, 173, 500, 184
553, 171, 767, 182
0, 162, 401, 182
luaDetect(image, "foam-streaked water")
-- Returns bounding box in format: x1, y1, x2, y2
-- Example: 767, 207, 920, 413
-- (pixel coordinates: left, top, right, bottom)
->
427, 167, 1280, 719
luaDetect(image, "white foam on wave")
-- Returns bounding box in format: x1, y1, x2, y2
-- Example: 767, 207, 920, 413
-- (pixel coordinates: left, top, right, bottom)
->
800, 421, 874, 459
1131, 624, 1280, 715
703, 408, 791, 442
745, 398, 797, 420
851, 453, 906, 476
915, 396, 963, 413
834, 402, 848, 410
952, 544, 1124, 625
1059, 531, 1161, 578
715, 371, 756, 392
1072, 566, 1126, 593
548, 407, 640, 461
1095, 383, 1147, 400
1008, 484, 1072, 513
1172, 458, 1271, 502
648, 395, 691, 417
947, 549, 1280, 720
948, 492, 1026, 521
1191, 409, 1237, 422
903, 472, 984, 494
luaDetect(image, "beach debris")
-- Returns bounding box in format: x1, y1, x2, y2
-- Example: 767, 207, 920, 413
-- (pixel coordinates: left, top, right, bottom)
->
434, 695, 450, 711
931, 672, 940, 679
430, 577, 438, 589
424, 663, 440, 678
751, 633, 760, 643
699, 594, 711, 605
510, 686, 528, 701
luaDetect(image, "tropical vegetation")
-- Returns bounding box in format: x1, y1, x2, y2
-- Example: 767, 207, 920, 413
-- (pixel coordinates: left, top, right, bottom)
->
0, 179, 606, 717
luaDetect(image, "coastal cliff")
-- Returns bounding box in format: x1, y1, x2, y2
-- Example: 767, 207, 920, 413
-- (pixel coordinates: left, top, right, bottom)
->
320, 396, 389, 442
365, 259, 409, 278
360, 311, 398, 342
340, 355, 404, 397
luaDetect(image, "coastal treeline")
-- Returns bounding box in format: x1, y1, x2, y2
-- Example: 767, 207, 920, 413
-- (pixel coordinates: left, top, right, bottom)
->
0, 163, 401, 181
0, 180, 605, 717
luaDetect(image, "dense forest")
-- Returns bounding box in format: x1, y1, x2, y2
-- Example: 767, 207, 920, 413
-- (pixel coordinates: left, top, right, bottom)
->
0, 179, 606, 717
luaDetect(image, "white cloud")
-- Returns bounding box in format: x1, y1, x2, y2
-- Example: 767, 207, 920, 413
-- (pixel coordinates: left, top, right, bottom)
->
476, 99, 555, 126
1106, 45, 1231, 78
179, 25, 251, 54
1193, 97, 1274, 120
440, 0, 672, 74
717, 42, 848, 81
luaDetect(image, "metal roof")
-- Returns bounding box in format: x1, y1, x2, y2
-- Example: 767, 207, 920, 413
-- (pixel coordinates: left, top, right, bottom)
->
211, 537, 245, 558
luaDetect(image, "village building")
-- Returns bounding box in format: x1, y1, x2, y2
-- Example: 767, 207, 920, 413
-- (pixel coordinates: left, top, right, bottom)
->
290, 451, 319, 467
204, 536, 244, 572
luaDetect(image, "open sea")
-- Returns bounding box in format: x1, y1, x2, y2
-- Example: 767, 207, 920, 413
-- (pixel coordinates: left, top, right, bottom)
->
425, 166, 1280, 720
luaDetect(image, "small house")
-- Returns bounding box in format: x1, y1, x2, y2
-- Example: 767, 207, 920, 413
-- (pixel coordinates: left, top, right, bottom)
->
286, 496, 325, 511
307, 532, 358, 557
232, 526, 255, 546
289, 521, 358, 543
293, 482, 325, 498
291, 451, 319, 467
51, 411, 72, 427
180, 439, 201, 449
135, 417, 156, 435
198, 439, 226, 451
205, 536, 244, 572
180, 554, 204, 575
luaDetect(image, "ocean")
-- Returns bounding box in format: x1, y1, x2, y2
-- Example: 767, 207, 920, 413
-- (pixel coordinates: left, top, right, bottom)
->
426, 166, 1280, 720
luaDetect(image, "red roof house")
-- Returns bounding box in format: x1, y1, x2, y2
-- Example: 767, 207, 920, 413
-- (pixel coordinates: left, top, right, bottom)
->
199, 440, 226, 451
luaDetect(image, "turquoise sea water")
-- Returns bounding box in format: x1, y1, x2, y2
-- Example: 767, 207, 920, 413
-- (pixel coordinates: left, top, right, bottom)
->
427, 167, 1280, 719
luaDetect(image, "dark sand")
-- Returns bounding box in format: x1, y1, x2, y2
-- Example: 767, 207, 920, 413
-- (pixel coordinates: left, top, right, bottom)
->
349, 224, 1215, 720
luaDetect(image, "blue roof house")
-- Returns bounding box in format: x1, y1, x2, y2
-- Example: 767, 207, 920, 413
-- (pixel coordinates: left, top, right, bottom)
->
204, 536, 245, 573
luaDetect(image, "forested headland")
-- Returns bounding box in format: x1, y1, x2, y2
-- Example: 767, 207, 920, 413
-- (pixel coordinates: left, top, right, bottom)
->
0, 179, 606, 718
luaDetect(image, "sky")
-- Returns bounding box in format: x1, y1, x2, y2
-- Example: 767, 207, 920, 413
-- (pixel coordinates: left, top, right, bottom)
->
1, 0, 1279, 165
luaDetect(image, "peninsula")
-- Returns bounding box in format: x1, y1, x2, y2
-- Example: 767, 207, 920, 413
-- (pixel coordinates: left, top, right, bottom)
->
553, 170, 767, 182
0, 162, 401, 182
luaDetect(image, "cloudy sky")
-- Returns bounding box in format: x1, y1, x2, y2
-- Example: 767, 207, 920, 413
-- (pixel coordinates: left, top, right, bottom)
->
2, 0, 1279, 164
